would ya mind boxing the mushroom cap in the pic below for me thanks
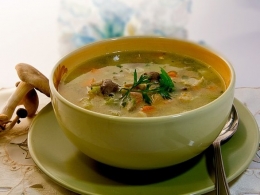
[15,63,50,97]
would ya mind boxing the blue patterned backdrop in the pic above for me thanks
[58,0,192,54]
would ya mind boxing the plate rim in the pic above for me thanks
[27,98,259,195]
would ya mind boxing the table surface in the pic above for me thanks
[0,0,260,194]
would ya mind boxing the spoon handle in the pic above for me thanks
[213,141,231,195]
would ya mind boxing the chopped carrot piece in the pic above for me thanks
[207,85,217,91]
[191,85,200,90]
[91,68,99,73]
[82,78,95,87]
[168,71,177,77]
[141,105,155,112]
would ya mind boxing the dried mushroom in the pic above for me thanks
[0,63,50,132]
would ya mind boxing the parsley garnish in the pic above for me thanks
[121,68,174,105]
[157,68,174,99]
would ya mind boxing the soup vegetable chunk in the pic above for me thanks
[58,51,225,117]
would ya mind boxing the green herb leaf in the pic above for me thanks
[120,68,174,106]
[134,69,138,84]
[159,68,174,91]
[142,91,152,105]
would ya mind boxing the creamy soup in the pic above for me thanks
[58,51,225,117]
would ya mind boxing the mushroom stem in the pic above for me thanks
[3,115,19,132]
[2,108,28,132]
[0,81,33,125]
[18,88,39,117]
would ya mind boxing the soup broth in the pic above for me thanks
[58,51,225,117]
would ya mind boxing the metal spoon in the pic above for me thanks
[213,105,239,195]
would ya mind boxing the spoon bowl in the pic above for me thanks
[213,105,239,194]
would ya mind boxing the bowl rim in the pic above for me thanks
[50,36,235,122]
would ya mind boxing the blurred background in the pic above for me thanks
[0,0,260,88]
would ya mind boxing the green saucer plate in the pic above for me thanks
[28,98,259,195]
